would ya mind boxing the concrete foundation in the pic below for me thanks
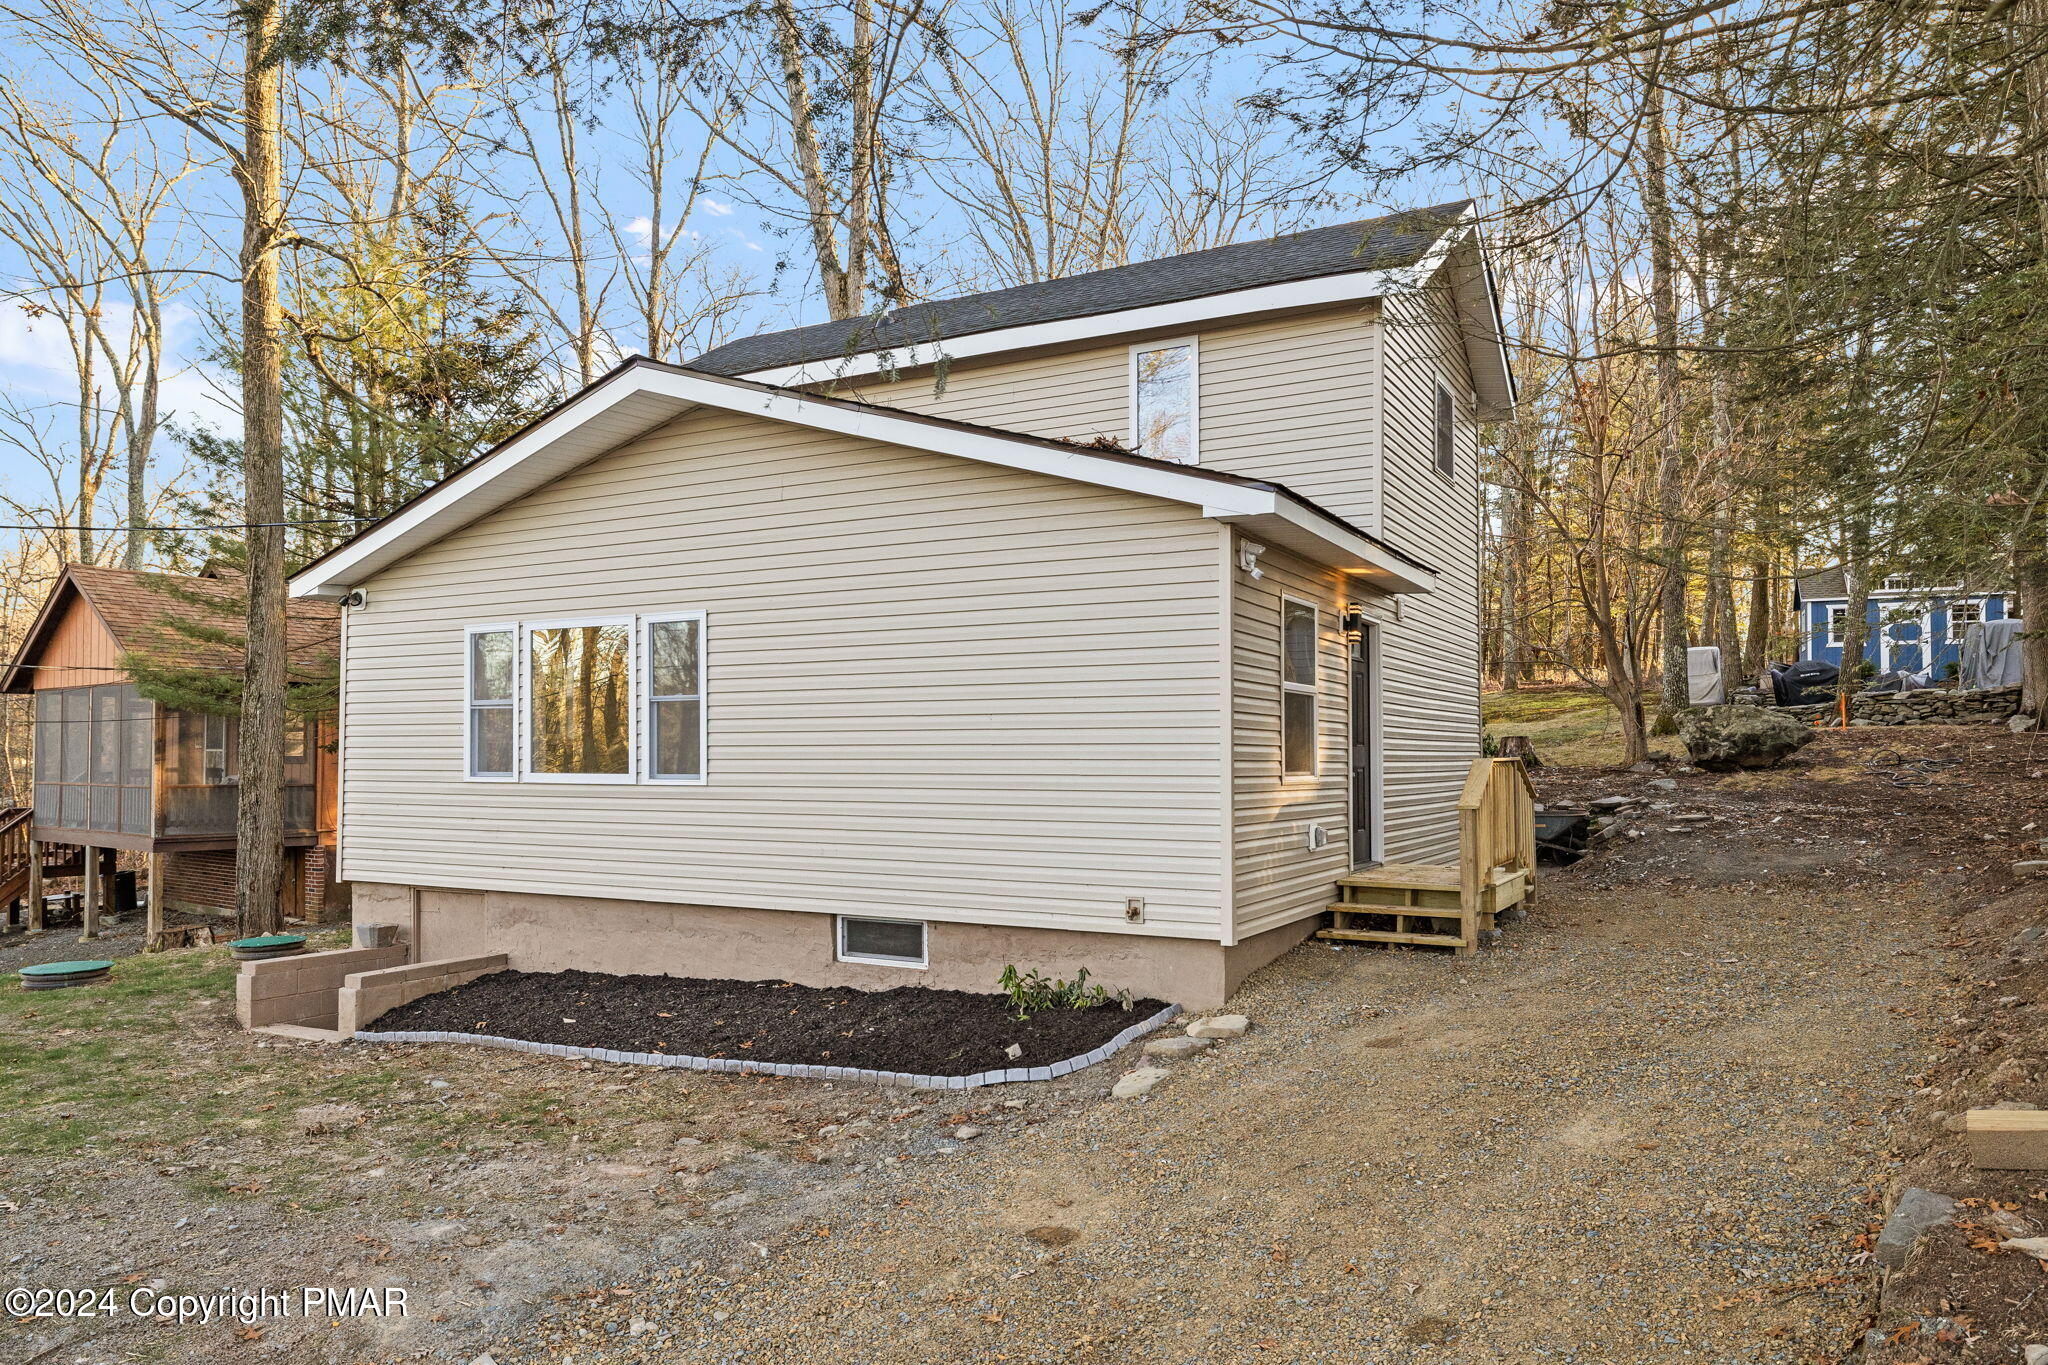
[349,883,1316,1009]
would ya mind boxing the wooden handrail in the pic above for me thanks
[1455,757,1537,903]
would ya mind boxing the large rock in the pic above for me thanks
[1875,1188,1957,1269]
[1676,705,1816,769]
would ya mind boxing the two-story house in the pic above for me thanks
[286,202,1512,1007]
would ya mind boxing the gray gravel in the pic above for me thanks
[490,861,1948,1363]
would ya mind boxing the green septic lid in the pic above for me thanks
[20,960,113,977]
[230,934,307,949]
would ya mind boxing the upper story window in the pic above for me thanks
[1281,598,1318,776]
[1130,339,1198,464]
[1433,382,1456,480]
[466,612,707,784]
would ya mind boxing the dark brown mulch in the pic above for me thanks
[364,969,1168,1076]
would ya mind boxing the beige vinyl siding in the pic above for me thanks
[844,283,1481,871]
[1229,541,1358,939]
[834,304,1384,531]
[1371,280,1484,862]
[339,405,1230,939]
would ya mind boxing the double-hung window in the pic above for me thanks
[466,625,516,779]
[1130,339,1198,464]
[1945,599,1983,641]
[1281,598,1319,777]
[1823,606,1848,649]
[465,612,706,784]
[1433,382,1457,480]
[644,613,705,782]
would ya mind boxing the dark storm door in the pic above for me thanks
[1350,631,1376,866]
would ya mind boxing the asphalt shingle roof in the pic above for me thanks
[687,202,1475,377]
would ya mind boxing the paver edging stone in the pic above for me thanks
[354,1000,1181,1089]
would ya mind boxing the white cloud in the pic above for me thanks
[699,197,734,217]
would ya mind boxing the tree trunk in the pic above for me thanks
[1500,474,1526,691]
[235,0,288,938]
[1838,521,1872,688]
[2017,519,2048,714]
[1741,552,1773,682]
[1642,66,1692,726]
[2015,0,2048,714]
[772,0,858,319]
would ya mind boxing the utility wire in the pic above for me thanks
[0,519,376,532]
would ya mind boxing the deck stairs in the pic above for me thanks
[1316,758,1537,954]
[0,807,82,909]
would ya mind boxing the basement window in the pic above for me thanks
[836,916,928,969]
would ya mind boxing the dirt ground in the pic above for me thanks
[7,724,2048,1364]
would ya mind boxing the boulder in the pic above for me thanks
[1874,1188,1957,1269]
[1676,705,1816,770]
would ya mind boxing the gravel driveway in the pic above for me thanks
[492,781,1952,1364]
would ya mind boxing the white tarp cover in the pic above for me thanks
[1961,618,2026,690]
[1687,645,1725,705]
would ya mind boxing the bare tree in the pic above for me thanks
[0,78,197,567]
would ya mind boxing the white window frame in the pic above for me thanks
[641,610,708,785]
[1128,336,1200,465]
[1280,594,1320,779]
[519,614,640,786]
[835,915,928,969]
[1823,605,1848,648]
[1945,599,1984,641]
[464,622,519,782]
[1433,381,1457,481]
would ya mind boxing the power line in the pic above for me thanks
[0,519,377,533]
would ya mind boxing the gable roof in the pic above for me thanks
[1,564,341,694]
[1794,567,1846,602]
[692,203,1474,374]
[287,357,1439,601]
[689,203,1513,417]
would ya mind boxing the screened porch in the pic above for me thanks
[33,683,317,847]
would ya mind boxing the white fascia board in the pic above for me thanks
[735,268,1416,388]
[1206,493,1437,594]
[288,364,1285,599]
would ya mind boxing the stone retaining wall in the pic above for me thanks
[1783,685,2023,728]
[235,945,407,1030]
[335,954,509,1036]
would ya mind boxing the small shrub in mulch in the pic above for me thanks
[365,969,1169,1077]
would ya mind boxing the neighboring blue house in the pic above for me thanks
[1794,567,2010,675]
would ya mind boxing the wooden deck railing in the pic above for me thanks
[1456,757,1536,908]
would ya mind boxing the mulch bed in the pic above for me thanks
[364,969,1168,1077]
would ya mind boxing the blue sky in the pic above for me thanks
[0,6,1483,548]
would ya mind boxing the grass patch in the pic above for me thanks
[1483,684,1678,769]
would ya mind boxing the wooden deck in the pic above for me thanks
[1314,758,1537,954]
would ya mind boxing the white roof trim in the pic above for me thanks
[736,208,1514,420]
[288,363,1437,600]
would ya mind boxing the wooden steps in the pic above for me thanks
[1314,759,1538,955]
